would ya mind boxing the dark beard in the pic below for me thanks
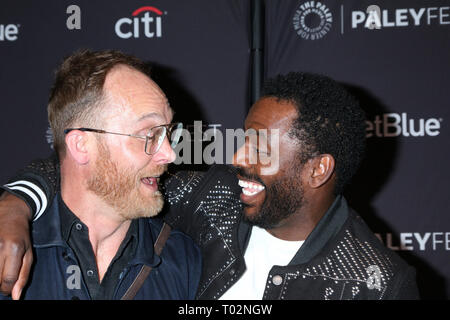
[242,166,305,229]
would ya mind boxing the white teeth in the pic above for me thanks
[238,180,247,188]
[238,179,265,196]
[242,189,257,196]
[238,179,265,190]
[142,177,156,185]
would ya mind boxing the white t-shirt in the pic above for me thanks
[220,226,304,300]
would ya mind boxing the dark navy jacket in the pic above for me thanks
[0,196,202,300]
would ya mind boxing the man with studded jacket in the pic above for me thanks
[0,72,419,299]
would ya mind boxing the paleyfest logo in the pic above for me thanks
[115,6,165,39]
[352,5,450,30]
[293,1,333,40]
[376,232,450,251]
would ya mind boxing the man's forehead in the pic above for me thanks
[104,66,172,123]
[245,97,297,130]
[137,108,173,123]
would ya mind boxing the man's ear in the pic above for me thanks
[308,154,335,189]
[65,130,90,165]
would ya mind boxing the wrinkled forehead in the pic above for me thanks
[102,65,173,126]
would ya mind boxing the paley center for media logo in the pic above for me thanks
[115,6,166,39]
[293,1,333,40]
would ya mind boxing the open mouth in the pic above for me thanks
[141,177,158,185]
[140,176,160,191]
[238,179,265,197]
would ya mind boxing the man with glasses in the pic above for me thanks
[0,49,201,300]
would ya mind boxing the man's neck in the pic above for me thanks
[61,182,131,281]
[265,192,336,241]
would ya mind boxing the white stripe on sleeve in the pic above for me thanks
[5,180,48,221]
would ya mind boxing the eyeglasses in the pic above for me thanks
[64,123,183,155]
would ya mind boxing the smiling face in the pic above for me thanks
[232,97,309,229]
[86,65,175,219]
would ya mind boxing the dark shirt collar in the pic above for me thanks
[57,194,139,245]
[32,193,159,268]
[58,195,80,242]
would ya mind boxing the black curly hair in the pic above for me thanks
[261,72,366,195]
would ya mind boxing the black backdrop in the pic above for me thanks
[0,0,449,299]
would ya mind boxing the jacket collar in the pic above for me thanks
[289,195,348,265]
[238,195,349,265]
[32,194,160,267]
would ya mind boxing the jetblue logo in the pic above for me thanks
[115,6,165,39]
[0,24,19,41]
[366,113,442,138]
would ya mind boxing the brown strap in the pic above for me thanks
[121,222,172,300]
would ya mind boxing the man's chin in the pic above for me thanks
[242,204,285,230]
[242,204,262,225]
[118,193,164,220]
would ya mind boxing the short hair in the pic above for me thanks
[261,72,366,195]
[47,49,151,157]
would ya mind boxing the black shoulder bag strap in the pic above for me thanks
[121,222,172,300]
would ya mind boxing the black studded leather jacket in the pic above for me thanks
[2,157,419,300]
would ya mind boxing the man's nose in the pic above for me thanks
[233,143,252,168]
[152,137,176,164]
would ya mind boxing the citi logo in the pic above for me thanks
[0,24,19,41]
[115,6,165,39]
[366,113,442,138]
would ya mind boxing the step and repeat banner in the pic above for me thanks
[0,0,251,177]
[264,0,449,299]
[1,0,449,299]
